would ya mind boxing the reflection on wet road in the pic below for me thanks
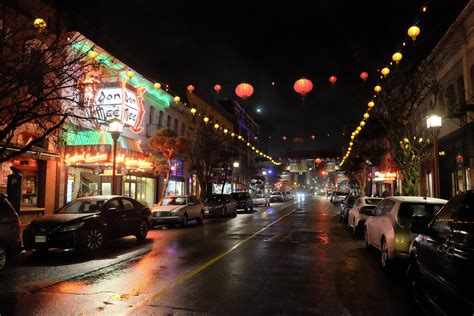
[0,198,416,315]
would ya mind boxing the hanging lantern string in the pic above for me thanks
[340,2,430,167]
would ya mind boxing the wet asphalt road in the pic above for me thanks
[0,197,418,315]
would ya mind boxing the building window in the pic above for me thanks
[149,107,156,124]
[174,118,179,134]
[159,111,164,127]
[445,85,456,113]
[456,75,465,108]
[167,115,171,129]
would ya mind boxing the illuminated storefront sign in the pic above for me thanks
[88,78,146,133]
[374,171,397,182]
[65,152,153,170]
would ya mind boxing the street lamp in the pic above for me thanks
[109,118,124,195]
[427,115,442,197]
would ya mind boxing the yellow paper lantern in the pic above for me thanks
[87,50,98,59]
[33,18,47,31]
[223,128,229,134]
[363,113,370,119]
[381,67,390,77]
[350,135,354,140]
[392,52,402,64]
[237,135,242,140]
[360,121,366,127]
[374,85,382,93]
[349,142,353,146]
[357,126,362,131]
[368,101,375,108]
[174,96,180,103]
[407,25,420,41]
[231,132,235,137]
[214,123,220,129]
[126,70,134,78]
[203,117,209,123]
[153,82,161,89]
[190,108,197,115]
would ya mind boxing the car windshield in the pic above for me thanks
[231,193,247,200]
[365,198,382,205]
[162,197,187,206]
[398,202,444,227]
[57,199,106,214]
[205,195,223,203]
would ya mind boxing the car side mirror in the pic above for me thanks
[410,219,429,234]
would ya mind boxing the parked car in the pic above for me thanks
[340,195,359,223]
[364,196,447,268]
[270,191,285,203]
[331,191,348,204]
[203,194,237,217]
[230,192,253,211]
[23,196,151,254]
[285,191,294,200]
[347,197,383,235]
[407,190,474,315]
[151,195,204,227]
[0,194,22,271]
[252,193,270,207]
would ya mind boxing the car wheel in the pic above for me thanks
[82,228,105,253]
[136,220,149,241]
[406,261,425,307]
[197,211,204,224]
[181,214,188,228]
[380,238,390,269]
[0,245,7,271]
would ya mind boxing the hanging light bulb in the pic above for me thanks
[190,108,197,115]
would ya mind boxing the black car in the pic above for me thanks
[23,196,151,254]
[407,190,474,315]
[340,195,359,223]
[230,192,253,211]
[203,194,237,217]
[0,194,22,271]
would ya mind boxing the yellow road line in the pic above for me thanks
[127,207,297,314]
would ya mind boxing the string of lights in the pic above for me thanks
[339,2,430,167]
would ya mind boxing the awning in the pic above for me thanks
[64,129,152,169]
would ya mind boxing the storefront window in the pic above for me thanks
[166,179,184,196]
[67,167,111,202]
[123,175,155,207]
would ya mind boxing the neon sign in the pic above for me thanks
[374,171,397,182]
[65,152,109,164]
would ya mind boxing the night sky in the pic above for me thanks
[60,0,468,158]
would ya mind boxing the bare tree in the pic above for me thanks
[0,10,93,163]
[374,62,440,195]
[188,122,237,199]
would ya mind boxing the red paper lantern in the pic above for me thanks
[214,84,222,93]
[360,72,368,82]
[282,136,288,141]
[235,82,254,99]
[315,158,322,164]
[311,135,316,140]
[187,84,195,92]
[293,78,313,96]
[329,76,337,85]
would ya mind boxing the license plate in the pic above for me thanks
[35,235,46,243]
[204,210,209,214]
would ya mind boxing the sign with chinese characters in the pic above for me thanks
[88,78,146,133]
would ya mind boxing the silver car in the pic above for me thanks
[151,195,204,227]
[252,193,270,206]
[364,196,447,268]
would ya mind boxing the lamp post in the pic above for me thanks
[109,118,124,195]
[427,115,442,198]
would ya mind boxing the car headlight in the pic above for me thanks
[58,222,85,232]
